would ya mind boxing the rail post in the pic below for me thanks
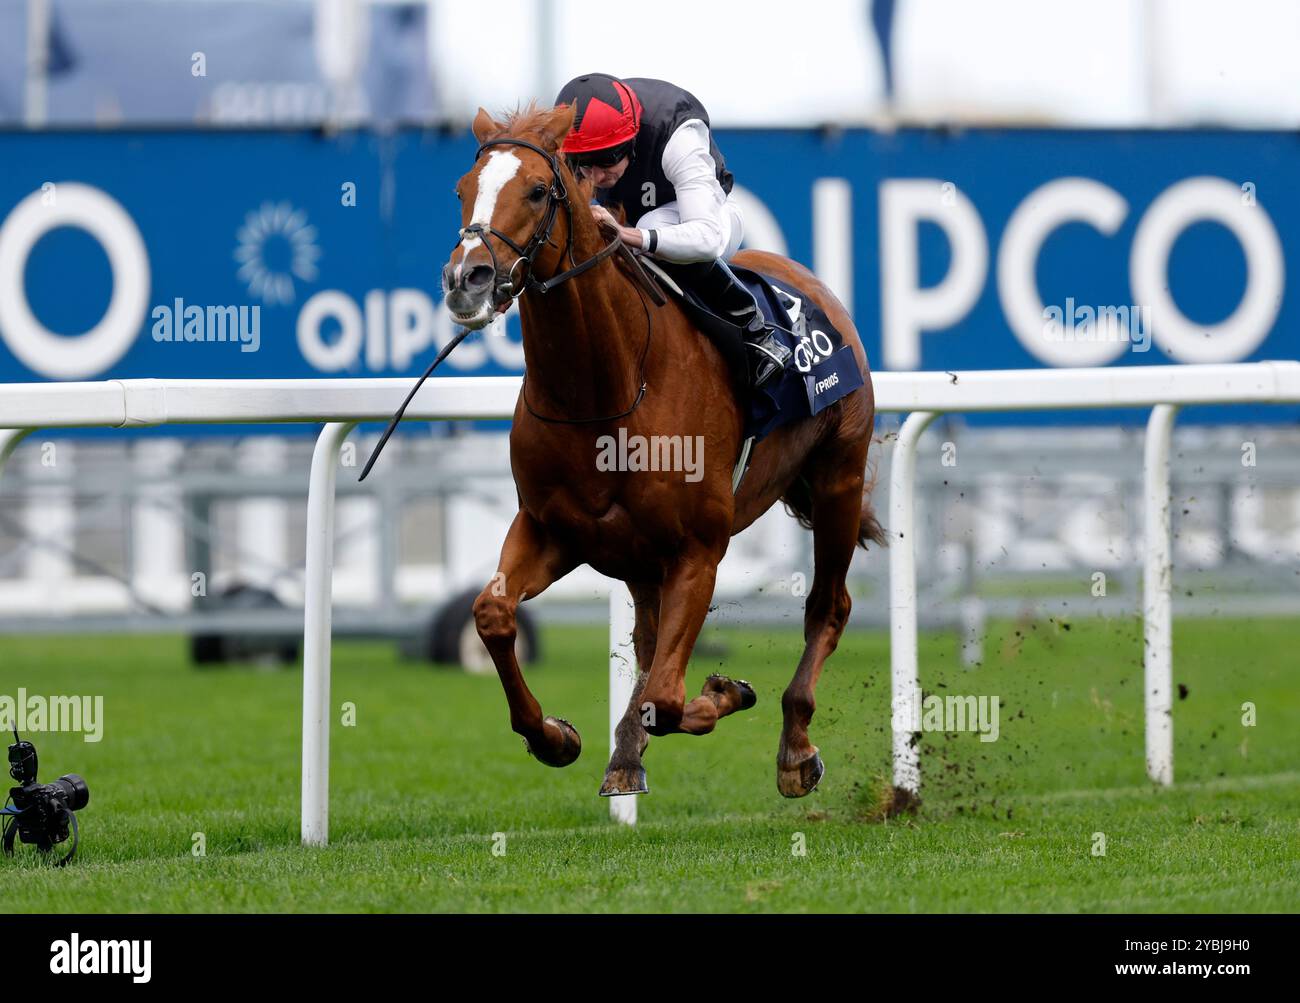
[608,581,638,825]
[302,420,358,846]
[1143,404,1180,786]
[889,410,939,795]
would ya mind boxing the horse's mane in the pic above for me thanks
[484,100,597,205]
[492,100,553,140]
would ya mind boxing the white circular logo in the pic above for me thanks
[0,183,150,380]
[235,201,320,305]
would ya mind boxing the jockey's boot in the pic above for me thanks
[690,259,792,390]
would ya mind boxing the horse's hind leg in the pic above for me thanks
[600,582,658,796]
[777,435,868,797]
[475,510,580,767]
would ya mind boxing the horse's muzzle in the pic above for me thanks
[443,262,503,328]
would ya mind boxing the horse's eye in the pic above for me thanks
[528,184,548,202]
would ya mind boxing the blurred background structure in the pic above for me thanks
[0,0,1297,666]
[9,0,1300,128]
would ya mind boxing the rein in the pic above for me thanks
[520,271,653,425]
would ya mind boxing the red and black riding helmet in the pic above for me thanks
[554,73,642,167]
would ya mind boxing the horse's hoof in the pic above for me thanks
[704,674,757,712]
[525,716,582,768]
[777,748,824,798]
[599,765,648,797]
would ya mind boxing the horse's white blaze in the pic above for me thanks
[460,150,521,260]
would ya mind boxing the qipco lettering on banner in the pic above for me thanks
[0,166,1289,384]
[878,175,1285,370]
[0,183,526,381]
[295,289,524,374]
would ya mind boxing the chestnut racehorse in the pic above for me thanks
[442,102,885,800]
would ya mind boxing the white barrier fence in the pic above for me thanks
[2,362,1298,844]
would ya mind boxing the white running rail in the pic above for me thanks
[1,362,1298,845]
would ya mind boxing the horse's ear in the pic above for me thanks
[472,107,506,144]
[537,103,578,152]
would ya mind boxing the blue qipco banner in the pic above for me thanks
[0,128,1296,424]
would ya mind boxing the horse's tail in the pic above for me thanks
[859,494,888,550]
[780,456,888,551]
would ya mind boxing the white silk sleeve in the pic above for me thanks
[643,119,729,262]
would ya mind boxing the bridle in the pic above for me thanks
[457,137,622,303]
[458,136,654,425]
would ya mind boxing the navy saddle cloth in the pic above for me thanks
[652,261,865,444]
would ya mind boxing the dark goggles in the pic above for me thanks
[566,140,634,172]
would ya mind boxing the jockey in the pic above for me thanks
[554,73,792,390]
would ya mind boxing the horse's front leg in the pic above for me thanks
[475,510,579,766]
[601,582,658,796]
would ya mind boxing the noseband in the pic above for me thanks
[456,137,621,303]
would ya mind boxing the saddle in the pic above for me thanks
[636,255,865,469]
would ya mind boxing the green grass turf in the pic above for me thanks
[0,615,1296,912]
